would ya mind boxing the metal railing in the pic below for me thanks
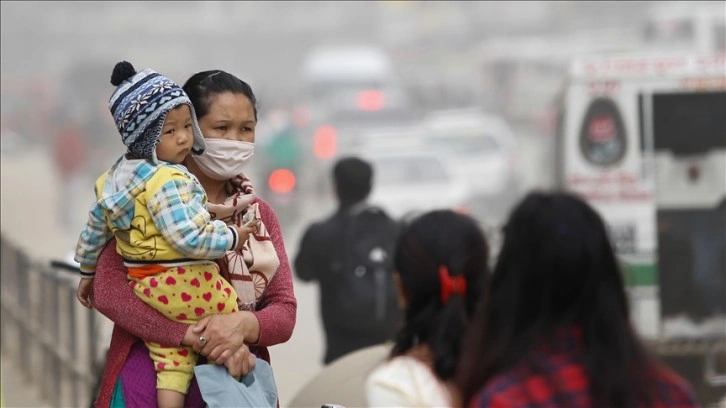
[0,235,103,407]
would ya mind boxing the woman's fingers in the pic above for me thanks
[225,345,256,377]
[214,349,232,364]
[192,316,211,334]
[247,352,256,372]
[207,345,226,363]
[196,313,246,356]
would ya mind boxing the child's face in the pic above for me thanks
[156,104,194,164]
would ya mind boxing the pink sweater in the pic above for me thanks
[93,198,297,407]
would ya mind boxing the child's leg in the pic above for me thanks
[157,389,185,408]
[130,264,239,400]
[147,341,197,407]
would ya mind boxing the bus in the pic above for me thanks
[556,52,726,402]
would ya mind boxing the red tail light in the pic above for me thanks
[268,169,296,194]
[313,124,337,159]
[357,90,385,111]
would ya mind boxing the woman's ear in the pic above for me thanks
[393,271,408,310]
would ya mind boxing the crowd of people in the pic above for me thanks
[72,60,699,408]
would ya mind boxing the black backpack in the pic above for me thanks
[328,205,401,335]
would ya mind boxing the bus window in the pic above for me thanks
[652,91,726,156]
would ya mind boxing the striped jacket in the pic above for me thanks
[74,156,238,277]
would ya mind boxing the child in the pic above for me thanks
[365,210,490,407]
[74,61,257,408]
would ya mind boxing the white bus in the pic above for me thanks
[556,52,726,400]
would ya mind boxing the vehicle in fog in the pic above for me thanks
[556,51,726,403]
[642,1,726,54]
[253,109,306,229]
[297,86,418,199]
[350,132,473,221]
[297,43,415,166]
[301,45,398,100]
[421,108,523,220]
[476,29,639,136]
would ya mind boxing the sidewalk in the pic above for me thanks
[1,353,49,408]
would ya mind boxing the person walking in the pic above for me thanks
[295,157,401,364]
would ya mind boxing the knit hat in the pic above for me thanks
[107,61,205,163]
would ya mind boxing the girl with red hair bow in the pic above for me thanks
[365,210,490,407]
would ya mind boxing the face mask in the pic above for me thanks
[190,139,254,181]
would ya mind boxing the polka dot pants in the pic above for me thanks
[128,263,238,393]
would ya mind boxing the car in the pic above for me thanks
[421,108,524,222]
[353,141,474,221]
[301,44,398,99]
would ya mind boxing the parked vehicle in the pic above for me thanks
[349,132,474,221]
[556,51,726,404]
[421,108,524,222]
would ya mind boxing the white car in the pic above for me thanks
[301,44,398,95]
[357,145,473,221]
[421,108,524,223]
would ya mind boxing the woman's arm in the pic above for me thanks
[93,238,190,346]
[250,198,297,346]
[192,199,297,361]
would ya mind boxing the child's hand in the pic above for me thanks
[76,277,94,309]
[233,220,260,250]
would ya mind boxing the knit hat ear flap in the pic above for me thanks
[187,103,206,156]
[107,61,205,163]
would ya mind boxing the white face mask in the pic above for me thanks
[190,139,255,181]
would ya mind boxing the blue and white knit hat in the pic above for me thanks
[107,61,205,163]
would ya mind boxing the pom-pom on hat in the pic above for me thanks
[107,61,205,163]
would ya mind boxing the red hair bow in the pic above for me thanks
[439,265,467,304]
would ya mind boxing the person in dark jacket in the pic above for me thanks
[295,157,400,364]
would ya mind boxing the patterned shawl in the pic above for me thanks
[206,175,280,311]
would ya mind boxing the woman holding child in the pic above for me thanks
[89,66,297,407]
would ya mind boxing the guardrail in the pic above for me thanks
[0,235,104,407]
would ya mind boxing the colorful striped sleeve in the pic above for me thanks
[74,201,114,277]
[146,169,236,260]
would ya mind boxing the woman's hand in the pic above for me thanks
[192,311,260,363]
[224,343,256,378]
[181,325,199,347]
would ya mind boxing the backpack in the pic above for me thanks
[329,205,401,335]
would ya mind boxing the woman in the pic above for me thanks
[365,210,490,407]
[92,70,297,407]
[457,192,697,408]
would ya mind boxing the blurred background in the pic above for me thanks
[1,1,724,406]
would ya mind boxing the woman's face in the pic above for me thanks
[197,92,256,143]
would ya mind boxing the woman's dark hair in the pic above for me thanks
[392,210,489,380]
[457,191,659,407]
[182,70,258,121]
